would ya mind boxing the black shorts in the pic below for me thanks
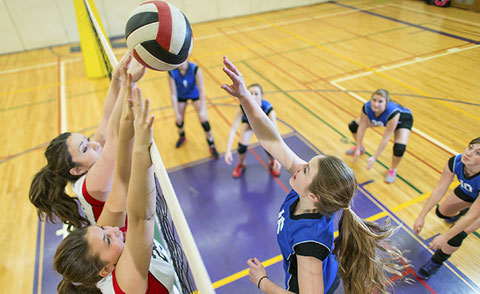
[395,112,413,130]
[178,97,199,103]
[454,186,476,203]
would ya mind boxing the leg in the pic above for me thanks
[175,102,188,148]
[418,191,473,279]
[192,99,218,158]
[232,125,253,178]
[391,128,411,170]
[346,118,366,155]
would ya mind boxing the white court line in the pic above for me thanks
[332,44,480,83]
[195,3,388,41]
[389,3,480,28]
[0,57,81,76]
[330,81,457,155]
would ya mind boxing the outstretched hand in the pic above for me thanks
[132,87,154,149]
[221,56,251,99]
[119,70,134,140]
[247,258,268,288]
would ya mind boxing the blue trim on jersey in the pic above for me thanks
[169,62,199,100]
[364,101,411,127]
[241,99,273,124]
[452,154,480,200]
[276,189,338,293]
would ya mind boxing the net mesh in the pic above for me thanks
[155,174,196,294]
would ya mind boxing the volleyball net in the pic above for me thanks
[77,0,215,293]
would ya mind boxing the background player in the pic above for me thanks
[346,89,413,183]
[414,137,480,279]
[225,83,281,178]
[168,59,219,158]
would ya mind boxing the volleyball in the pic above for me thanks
[125,1,193,71]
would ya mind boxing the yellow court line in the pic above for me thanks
[252,14,480,122]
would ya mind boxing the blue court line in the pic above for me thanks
[358,184,480,293]
[331,1,480,44]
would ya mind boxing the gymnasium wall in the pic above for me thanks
[1,0,327,55]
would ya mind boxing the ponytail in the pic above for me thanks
[334,208,408,294]
[28,132,90,231]
[57,278,101,294]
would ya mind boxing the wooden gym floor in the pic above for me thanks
[0,0,479,293]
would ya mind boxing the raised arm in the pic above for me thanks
[366,113,399,169]
[85,63,132,201]
[413,161,455,234]
[221,57,304,175]
[115,88,156,293]
[92,52,145,145]
[96,75,135,228]
[225,108,244,165]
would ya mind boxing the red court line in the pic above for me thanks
[219,25,443,174]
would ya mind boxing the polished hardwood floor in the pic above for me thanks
[0,0,479,292]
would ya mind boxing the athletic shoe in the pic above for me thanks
[232,163,245,178]
[209,146,219,159]
[269,159,281,177]
[444,207,470,223]
[345,146,366,156]
[175,136,186,148]
[385,169,397,184]
[417,259,442,280]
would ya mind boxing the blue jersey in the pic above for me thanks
[168,62,199,100]
[450,154,480,200]
[241,99,273,124]
[276,190,338,293]
[363,101,411,127]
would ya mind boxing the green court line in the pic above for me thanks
[242,60,423,194]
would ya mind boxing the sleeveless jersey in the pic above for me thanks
[276,189,338,293]
[168,62,199,100]
[71,175,105,225]
[363,101,411,127]
[97,239,175,294]
[449,154,480,200]
[241,99,273,124]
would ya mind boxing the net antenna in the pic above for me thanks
[82,1,215,292]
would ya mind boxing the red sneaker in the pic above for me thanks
[232,163,245,178]
[269,159,281,177]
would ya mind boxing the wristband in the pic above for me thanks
[257,275,268,289]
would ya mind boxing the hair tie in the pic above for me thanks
[343,206,350,211]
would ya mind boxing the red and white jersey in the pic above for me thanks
[71,175,105,225]
[96,239,176,293]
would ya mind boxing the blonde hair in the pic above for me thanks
[308,156,408,293]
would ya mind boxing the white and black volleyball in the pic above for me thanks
[125,1,193,71]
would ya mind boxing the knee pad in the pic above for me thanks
[348,121,359,133]
[201,121,211,132]
[447,231,468,247]
[176,121,184,128]
[237,143,248,154]
[393,143,406,157]
[435,206,450,219]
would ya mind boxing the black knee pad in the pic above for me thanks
[201,121,211,132]
[237,143,248,154]
[435,206,450,219]
[393,143,406,157]
[176,121,184,128]
[348,121,359,133]
[447,231,468,247]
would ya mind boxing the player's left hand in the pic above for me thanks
[429,234,448,250]
[366,156,375,170]
[247,258,268,287]
[128,57,146,83]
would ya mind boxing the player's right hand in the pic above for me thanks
[225,151,233,165]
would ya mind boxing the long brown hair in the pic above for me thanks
[309,156,407,293]
[29,132,90,231]
[470,137,480,145]
[54,226,105,294]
